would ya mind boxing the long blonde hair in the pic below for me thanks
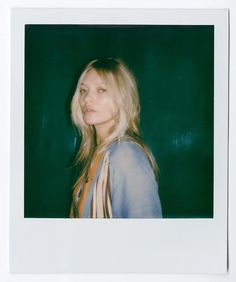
[71,58,158,187]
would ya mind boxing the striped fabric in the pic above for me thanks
[90,152,112,218]
[70,151,112,218]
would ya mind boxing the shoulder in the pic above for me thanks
[108,140,144,160]
[107,140,153,173]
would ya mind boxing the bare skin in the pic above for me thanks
[77,151,103,217]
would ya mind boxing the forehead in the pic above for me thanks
[80,69,106,86]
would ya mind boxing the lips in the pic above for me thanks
[84,107,96,114]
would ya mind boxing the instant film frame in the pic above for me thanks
[25,23,214,219]
[10,8,228,273]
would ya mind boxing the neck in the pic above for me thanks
[95,121,114,146]
[96,131,107,146]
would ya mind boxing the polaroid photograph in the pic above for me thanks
[10,8,228,273]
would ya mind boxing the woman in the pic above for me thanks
[70,57,162,218]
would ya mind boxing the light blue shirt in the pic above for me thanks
[82,140,162,218]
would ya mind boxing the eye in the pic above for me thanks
[97,87,106,94]
[79,88,87,95]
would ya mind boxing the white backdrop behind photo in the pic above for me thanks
[10,7,228,274]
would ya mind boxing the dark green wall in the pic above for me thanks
[24,25,214,218]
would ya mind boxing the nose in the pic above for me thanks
[83,90,94,103]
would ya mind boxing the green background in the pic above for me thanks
[24,25,214,218]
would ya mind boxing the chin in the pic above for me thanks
[84,120,95,125]
[84,117,101,125]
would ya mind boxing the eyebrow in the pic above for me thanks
[79,83,88,88]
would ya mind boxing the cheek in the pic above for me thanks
[79,96,84,107]
[103,99,117,117]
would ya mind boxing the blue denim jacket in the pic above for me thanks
[82,140,162,218]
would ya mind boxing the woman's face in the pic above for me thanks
[79,69,118,137]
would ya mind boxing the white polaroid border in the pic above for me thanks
[10,8,229,274]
